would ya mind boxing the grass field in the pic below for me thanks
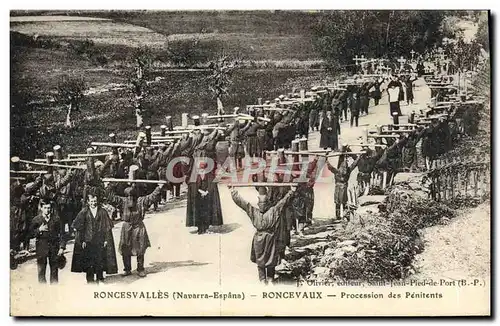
[10,11,320,61]
[11,50,328,159]
[10,11,329,159]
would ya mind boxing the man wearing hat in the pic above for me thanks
[30,198,66,284]
[105,179,165,277]
[229,184,297,284]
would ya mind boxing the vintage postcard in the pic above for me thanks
[9,9,491,316]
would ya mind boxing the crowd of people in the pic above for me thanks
[10,56,480,285]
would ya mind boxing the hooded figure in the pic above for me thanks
[230,185,296,284]
[356,145,383,195]
[71,188,118,283]
[326,147,362,220]
[105,182,163,277]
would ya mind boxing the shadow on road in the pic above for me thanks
[209,223,241,234]
[188,223,241,235]
[105,260,209,284]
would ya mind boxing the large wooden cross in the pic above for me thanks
[353,55,366,66]
[397,56,406,70]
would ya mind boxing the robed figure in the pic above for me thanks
[71,190,118,283]
[230,186,296,284]
[319,110,340,150]
[186,163,223,234]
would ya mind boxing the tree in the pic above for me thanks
[56,75,86,128]
[129,47,153,128]
[446,37,482,92]
[311,11,447,72]
[207,54,239,115]
[475,12,490,51]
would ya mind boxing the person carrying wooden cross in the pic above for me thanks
[229,184,297,285]
[356,143,383,196]
[104,170,165,278]
[401,126,426,172]
[325,146,363,221]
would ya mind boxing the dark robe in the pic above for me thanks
[359,87,370,113]
[319,115,340,150]
[405,76,416,102]
[370,81,382,101]
[231,189,295,267]
[244,122,263,157]
[71,206,118,274]
[398,81,405,101]
[186,171,223,228]
[421,125,438,160]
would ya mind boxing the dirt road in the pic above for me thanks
[10,77,431,311]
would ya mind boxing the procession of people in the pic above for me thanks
[10,51,480,286]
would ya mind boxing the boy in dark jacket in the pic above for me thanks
[30,198,66,284]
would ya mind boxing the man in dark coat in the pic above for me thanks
[359,83,370,115]
[370,78,383,106]
[319,110,340,150]
[404,73,418,105]
[71,188,118,283]
[309,106,319,132]
[30,198,66,284]
[105,181,164,277]
[230,185,296,284]
[339,92,349,122]
[350,92,361,127]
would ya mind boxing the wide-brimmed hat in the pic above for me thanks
[57,254,67,270]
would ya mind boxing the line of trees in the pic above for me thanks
[311,10,448,72]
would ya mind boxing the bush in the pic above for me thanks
[70,38,96,57]
[475,12,490,50]
[330,187,455,280]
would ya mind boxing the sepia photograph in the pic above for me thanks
[8,7,491,316]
